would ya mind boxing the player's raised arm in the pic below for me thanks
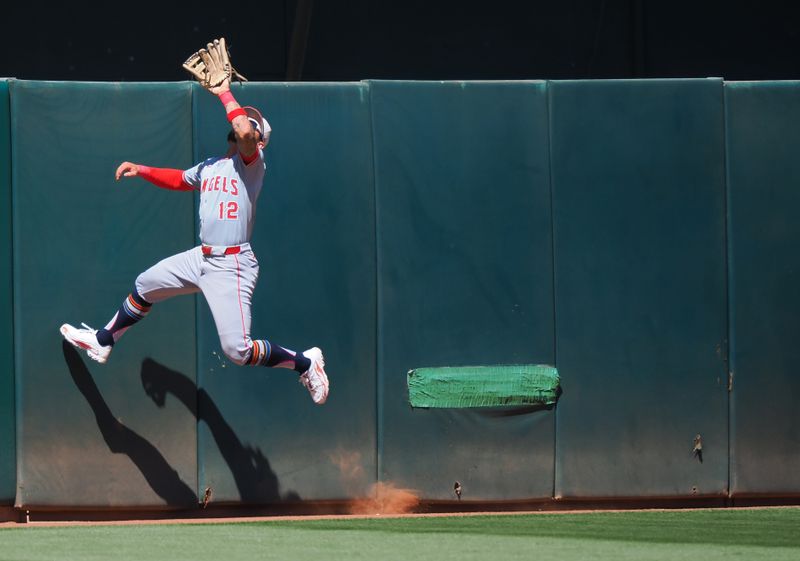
[217,89,260,160]
[189,38,260,160]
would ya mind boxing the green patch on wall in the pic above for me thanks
[407,364,560,408]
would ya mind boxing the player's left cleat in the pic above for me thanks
[60,323,113,364]
[299,347,329,405]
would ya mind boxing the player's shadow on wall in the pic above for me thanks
[140,358,300,504]
[62,341,197,506]
[63,342,299,506]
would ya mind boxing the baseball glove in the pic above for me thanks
[182,37,248,89]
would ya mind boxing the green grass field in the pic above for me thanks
[2,507,799,561]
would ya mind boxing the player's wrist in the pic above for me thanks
[218,90,247,123]
[218,90,236,106]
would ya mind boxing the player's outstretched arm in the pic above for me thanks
[115,162,194,191]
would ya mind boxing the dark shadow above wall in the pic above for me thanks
[3,1,800,82]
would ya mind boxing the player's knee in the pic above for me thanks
[220,338,250,366]
[134,274,152,299]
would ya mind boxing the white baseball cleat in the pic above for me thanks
[60,323,112,364]
[299,347,329,405]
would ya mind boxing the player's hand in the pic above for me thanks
[208,79,231,97]
[115,162,140,180]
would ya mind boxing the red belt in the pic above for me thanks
[202,245,241,256]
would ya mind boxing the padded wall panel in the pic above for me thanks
[372,80,555,500]
[725,81,800,495]
[550,79,729,498]
[12,81,197,506]
[0,80,14,504]
[193,83,377,503]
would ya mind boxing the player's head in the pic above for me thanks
[226,106,271,149]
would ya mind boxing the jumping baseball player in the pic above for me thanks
[60,39,329,405]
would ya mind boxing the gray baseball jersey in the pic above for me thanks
[183,149,266,246]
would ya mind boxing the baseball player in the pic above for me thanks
[59,49,329,405]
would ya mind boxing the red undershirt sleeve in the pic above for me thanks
[137,166,195,191]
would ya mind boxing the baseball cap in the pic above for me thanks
[243,106,271,147]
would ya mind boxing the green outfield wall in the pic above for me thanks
[370,80,556,500]
[0,78,797,510]
[10,81,198,507]
[550,79,729,498]
[192,83,377,505]
[725,82,800,495]
[0,80,15,504]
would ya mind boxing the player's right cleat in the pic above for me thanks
[60,323,113,364]
[299,347,329,405]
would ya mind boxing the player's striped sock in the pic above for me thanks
[96,291,152,347]
[248,340,311,373]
